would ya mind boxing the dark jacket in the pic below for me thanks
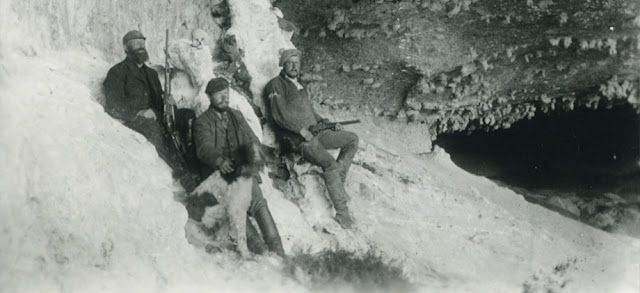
[264,71,323,134]
[103,57,164,122]
[193,107,259,177]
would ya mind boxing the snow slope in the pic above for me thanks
[1,0,639,292]
[0,47,307,293]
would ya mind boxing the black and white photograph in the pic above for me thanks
[1,0,639,292]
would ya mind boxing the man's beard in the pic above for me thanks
[212,103,228,112]
[128,48,149,64]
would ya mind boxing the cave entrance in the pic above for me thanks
[435,103,640,200]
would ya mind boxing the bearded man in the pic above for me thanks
[194,77,285,256]
[103,30,189,179]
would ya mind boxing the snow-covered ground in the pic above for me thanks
[1,0,639,292]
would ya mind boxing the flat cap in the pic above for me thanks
[122,30,146,45]
[205,77,229,94]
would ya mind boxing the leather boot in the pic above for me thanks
[245,215,268,255]
[253,206,286,257]
[322,169,354,229]
[336,160,349,183]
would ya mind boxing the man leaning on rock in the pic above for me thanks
[264,49,359,229]
[103,30,195,189]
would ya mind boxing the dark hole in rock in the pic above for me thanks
[436,103,639,193]
[435,103,640,235]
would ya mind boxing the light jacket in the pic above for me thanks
[264,71,323,135]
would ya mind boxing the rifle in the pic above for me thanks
[163,29,186,157]
[309,119,361,135]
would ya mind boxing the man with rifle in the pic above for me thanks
[264,49,360,229]
[103,30,197,190]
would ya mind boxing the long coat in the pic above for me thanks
[103,57,175,168]
[103,57,164,122]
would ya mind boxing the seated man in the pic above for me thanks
[193,77,285,257]
[264,49,359,229]
[103,30,197,190]
[104,30,168,160]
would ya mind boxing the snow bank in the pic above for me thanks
[0,47,306,292]
[227,0,295,110]
[2,0,222,64]
[226,0,297,147]
[0,0,302,292]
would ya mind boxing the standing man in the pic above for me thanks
[194,77,285,257]
[264,49,359,229]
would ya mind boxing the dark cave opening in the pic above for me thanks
[435,103,640,197]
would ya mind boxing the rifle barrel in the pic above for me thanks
[333,119,360,125]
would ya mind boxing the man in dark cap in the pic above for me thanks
[194,77,285,257]
[103,30,197,189]
[103,31,168,159]
[264,49,359,229]
[104,30,162,123]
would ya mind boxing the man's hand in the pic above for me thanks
[219,159,235,174]
[136,109,157,120]
[300,128,314,141]
[333,123,343,131]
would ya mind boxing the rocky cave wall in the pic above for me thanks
[278,0,640,139]
[273,0,640,237]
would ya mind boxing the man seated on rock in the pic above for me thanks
[103,30,196,190]
[193,77,285,256]
[264,49,359,229]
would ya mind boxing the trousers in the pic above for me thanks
[299,129,359,177]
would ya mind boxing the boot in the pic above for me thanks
[245,215,268,255]
[253,205,286,257]
[336,160,349,183]
[322,169,354,229]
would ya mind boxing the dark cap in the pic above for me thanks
[122,30,146,45]
[205,77,229,94]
